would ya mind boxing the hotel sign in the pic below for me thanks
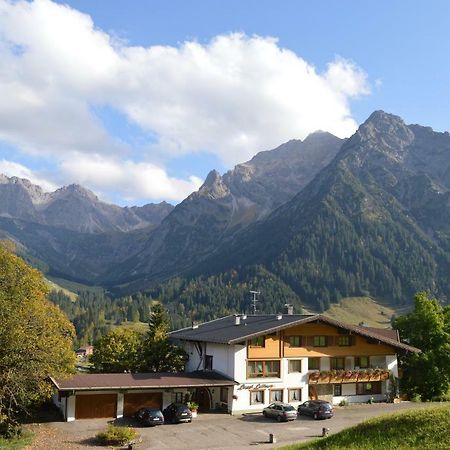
[237,383,275,390]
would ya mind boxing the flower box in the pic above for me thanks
[318,371,331,383]
[309,371,320,383]
[330,370,345,383]
[343,370,358,383]
[357,370,371,382]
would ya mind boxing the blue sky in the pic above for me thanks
[0,0,449,205]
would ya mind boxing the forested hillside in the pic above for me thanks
[181,111,450,310]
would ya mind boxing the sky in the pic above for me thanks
[0,0,449,206]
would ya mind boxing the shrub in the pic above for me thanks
[96,424,138,446]
[339,399,349,407]
[410,393,422,402]
[187,401,199,411]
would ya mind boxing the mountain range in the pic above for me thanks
[2,111,450,314]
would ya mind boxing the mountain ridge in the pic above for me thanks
[0,174,174,233]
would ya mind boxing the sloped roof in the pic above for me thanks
[51,370,236,391]
[169,314,419,353]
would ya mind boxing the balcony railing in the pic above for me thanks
[309,369,390,384]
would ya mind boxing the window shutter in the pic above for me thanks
[307,336,315,346]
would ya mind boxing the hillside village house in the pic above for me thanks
[51,308,419,421]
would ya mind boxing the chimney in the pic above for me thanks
[234,315,241,326]
[192,321,199,329]
[276,313,283,321]
[284,304,294,315]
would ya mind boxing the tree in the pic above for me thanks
[0,246,75,435]
[142,302,187,372]
[91,328,143,373]
[393,292,450,400]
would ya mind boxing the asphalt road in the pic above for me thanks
[26,401,439,450]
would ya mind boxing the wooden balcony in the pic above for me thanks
[308,369,390,384]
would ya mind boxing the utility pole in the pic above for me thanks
[250,290,260,315]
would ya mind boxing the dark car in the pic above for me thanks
[135,407,164,426]
[263,402,298,422]
[297,400,334,420]
[163,403,192,424]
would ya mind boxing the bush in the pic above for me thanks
[339,399,349,407]
[410,393,422,402]
[187,401,199,411]
[96,424,138,446]
[431,393,450,402]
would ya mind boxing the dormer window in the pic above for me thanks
[249,336,265,347]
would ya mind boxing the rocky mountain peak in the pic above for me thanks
[53,183,99,202]
[360,110,414,143]
[198,170,230,199]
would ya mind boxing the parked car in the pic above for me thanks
[297,400,334,420]
[135,407,164,426]
[163,403,193,423]
[262,402,298,422]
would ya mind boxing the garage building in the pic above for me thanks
[51,371,236,421]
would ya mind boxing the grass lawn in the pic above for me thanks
[281,404,450,450]
[323,297,396,327]
[0,432,34,450]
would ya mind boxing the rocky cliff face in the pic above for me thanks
[103,132,344,286]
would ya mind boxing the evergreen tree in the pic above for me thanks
[142,302,187,372]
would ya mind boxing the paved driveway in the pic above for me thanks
[26,402,438,450]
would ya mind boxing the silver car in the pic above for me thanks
[263,402,298,422]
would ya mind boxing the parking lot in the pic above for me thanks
[26,402,438,449]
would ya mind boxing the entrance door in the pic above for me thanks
[194,387,212,411]
[308,385,318,400]
[75,394,117,419]
[123,392,163,416]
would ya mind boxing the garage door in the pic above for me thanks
[123,392,163,417]
[75,393,117,419]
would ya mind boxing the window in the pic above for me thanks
[247,360,280,378]
[308,358,320,370]
[288,359,302,373]
[356,382,381,395]
[249,336,265,347]
[337,335,352,346]
[289,336,302,347]
[333,384,342,396]
[174,392,184,403]
[220,387,228,404]
[205,355,213,371]
[313,336,327,347]
[331,357,345,370]
[288,388,301,402]
[355,356,370,368]
[250,390,264,405]
[270,389,283,402]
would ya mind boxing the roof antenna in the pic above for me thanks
[250,290,260,315]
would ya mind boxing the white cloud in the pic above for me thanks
[0,159,57,191]
[0,0,371,203]
[59,154,202,202]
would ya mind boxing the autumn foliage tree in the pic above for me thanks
[0,244,75,435]
[90,328,143,373]
[91,303,187,373]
